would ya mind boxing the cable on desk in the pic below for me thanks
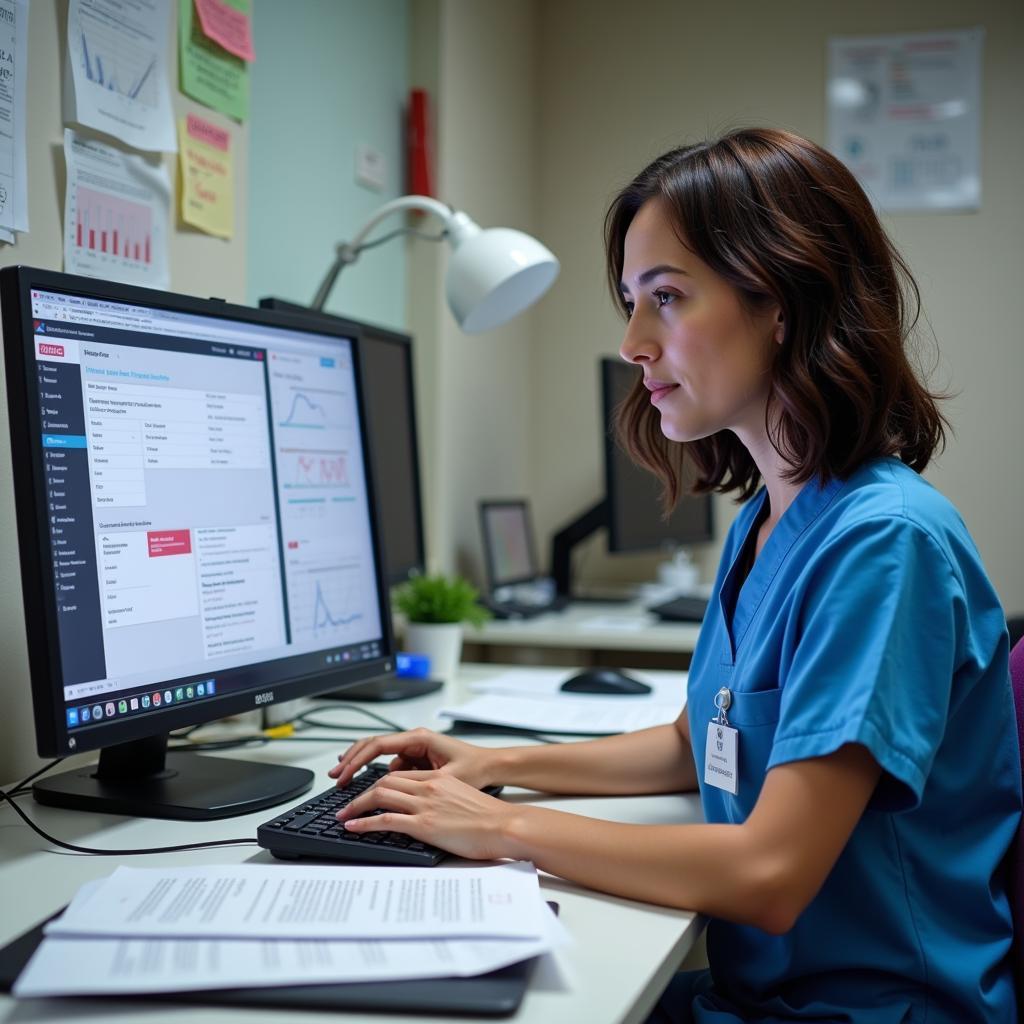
[0,759,259,856]
[294,703,405,734]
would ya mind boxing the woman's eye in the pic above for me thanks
[654,290,675,308]
[623,301,635,319]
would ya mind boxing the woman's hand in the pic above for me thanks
[328,727,496,790]
[336,771,514,861]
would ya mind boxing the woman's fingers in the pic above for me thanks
[328,730,433,784]
[337,773,426,824]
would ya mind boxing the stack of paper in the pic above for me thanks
[436,668,685,735]
[14,861,568,998]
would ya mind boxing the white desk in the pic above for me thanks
[463,601,703,671]
[0,664,703,1024]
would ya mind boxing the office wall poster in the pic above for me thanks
[64,0,177,153]
[827,28,983,212]
[63,129,171,289]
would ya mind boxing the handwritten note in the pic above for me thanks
[179,0,249,120]
[178,113,233,238]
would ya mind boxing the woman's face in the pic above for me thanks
[619,198,781,445]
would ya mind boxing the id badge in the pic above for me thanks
[704,687,739,795]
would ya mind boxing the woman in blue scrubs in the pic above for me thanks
[330,128,1020,1023]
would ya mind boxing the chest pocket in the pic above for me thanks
[726,686,783,728]
[720,687,784,811]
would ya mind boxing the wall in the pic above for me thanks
[530,0,1024,613]
[407,0,543,582]
[246,0,409,330]
[0,0,251,783]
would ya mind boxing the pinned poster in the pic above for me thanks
[64,0,177,153]
[0,0,30,243]
[179,0,249,121]
[63,129,171,290]
[178,113,234,238]
[827,28,983,211]
[193,0,255,62]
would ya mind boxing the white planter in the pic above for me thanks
[403,622,464,683]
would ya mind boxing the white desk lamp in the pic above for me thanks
[310,194,559,332]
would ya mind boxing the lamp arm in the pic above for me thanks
[311,195,457,311]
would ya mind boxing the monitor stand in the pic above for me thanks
[321,676,444,702]
[32,734,314,821]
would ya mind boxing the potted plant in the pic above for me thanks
[394,574,491,682]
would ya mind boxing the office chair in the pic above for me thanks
[1008,635,1024,997]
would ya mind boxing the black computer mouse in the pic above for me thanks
[559,668,652,695]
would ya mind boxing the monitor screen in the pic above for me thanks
[1,267,397,817]
[479,500,538,589]
[601,358,713,553]
[259,298,425,584]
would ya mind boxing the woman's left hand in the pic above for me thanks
[336,771,514,861]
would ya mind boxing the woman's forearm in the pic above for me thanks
[484,719,698,795]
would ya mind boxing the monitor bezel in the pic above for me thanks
[478,498,539,589]
[258,298,427,585]
[600,357,714,554]
[1,265,398,758]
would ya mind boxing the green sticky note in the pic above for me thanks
[179,0,250,121]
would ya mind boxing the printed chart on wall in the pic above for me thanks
[827,28,983,212]
[64,0,176,153]
[63,128,171,289]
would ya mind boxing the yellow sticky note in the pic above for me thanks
[178,114,234,238]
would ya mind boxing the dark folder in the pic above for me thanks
[0,903,558,1017]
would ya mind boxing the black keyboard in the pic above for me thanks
[647,594,709,622]
[257,763,502,866]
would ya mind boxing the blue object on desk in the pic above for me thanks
[396,652,431,678]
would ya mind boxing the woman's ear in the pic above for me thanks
[774,311,785,345]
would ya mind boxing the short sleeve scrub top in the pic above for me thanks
[684,458,1020,1024]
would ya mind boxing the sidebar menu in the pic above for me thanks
[37,356,106,687]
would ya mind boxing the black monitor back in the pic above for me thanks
[259,298,426,585]
[600,358,713,553]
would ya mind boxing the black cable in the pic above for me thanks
[169,734,366,753]
[296,703,405,733]
[0,766,258,856]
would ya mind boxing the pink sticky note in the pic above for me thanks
[193,0,255,62]
[186,114,230,152]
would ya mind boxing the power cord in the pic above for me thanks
[0,761,257,856]
[0,722,380,857]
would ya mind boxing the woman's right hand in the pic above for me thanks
[327,728,496,790]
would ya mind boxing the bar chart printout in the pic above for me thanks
[75,187,152,264]
[63,129,171,289]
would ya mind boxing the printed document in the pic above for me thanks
[439,693,679,735]
[0,0,28,240]
[64,0,176,152]
[469,667,686,706]
[16,892,567,997]
[63,128,171,289]
[45,861,547,942]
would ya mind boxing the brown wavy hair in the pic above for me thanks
[605,127,947,506]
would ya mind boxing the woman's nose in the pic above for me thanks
[620,311,656,364]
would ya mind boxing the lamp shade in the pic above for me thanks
[313,196,559,331]
[443,216,560,333]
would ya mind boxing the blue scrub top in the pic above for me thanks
[686,458,1020,1024]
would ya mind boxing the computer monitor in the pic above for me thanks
[601,358,713,552]
[258,298,426,585]
[479,499,539,590]
[550,358,713,597]
[1,266,397,820]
